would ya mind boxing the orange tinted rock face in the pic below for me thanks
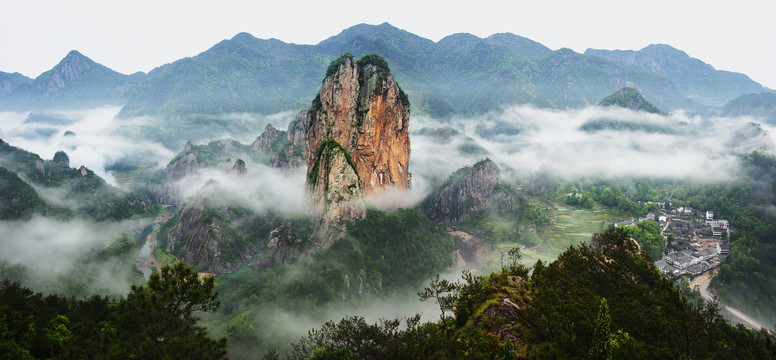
[305,54,411,196]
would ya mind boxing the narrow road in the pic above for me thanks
[660,217,671,237]
[690,271,768,330]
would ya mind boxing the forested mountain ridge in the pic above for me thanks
[720,92,776,125]
[115,23,772,118]
[0,71,32,97]
[586,44,771,107]
[289,228,776,359]
[0,138,159,221]
[3,23,769,118]
[0,51,144,110]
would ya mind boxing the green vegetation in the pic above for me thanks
[458,184,551,247]
[356,54,390,73]
[0,232,146,299]
[0,167,45,219]
[621,220,666,261]
[307,139,358,189]
[326,53,355,79]
[0,139,160,222]
[0,262,225,359]
[598,87,666,114]
[579,117,676,134]
[544,153,776,323]
[289,228,776,359]
[209,208,452,357]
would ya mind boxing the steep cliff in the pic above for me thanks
[150,139,253,205]
[423,159,502,226]
[269,111,306,169]
[164,201,259,273]
[305,53,411,197]
[307,139,366,229]
[251,124,285,156]
[251,221,316,270]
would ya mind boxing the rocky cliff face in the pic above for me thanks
[307,139,366,229]
[165,201,259,273]
[423,159,501,226]
[151,139,254,205]
[251,222,315,270]
[0,71,32,97]
[269,111,306,169]
[251,124,284,156]
[305,54,411,197]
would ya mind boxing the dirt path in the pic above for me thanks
[690,271,767,330]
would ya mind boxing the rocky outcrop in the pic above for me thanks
[151,139,255,205]
[52,151,70,168]
[167,202,259,273]
[307,139,366,230]
[305,53,411,197]
[269,111,306,169]
[251,124,284,156]
[232,159,246,175]
[251,222,315,270]
[598,87,665,114]
[152,141,201,205]
[423,159,501,226]
[590,230,643,257]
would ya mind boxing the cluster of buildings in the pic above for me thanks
[615,204,731,279]
[656,244,729,277]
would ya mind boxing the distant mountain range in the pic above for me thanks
[0,23,773,118]
[0,51,144,110]
[720,92,776,125]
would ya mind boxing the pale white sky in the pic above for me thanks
[1,0,774,89]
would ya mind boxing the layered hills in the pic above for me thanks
[2,23,771,120]
[720,92,776,125]
[0,51,143,110]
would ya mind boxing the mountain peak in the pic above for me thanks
[485,33,552,57]
[599,87,665,114]
[437,33,481,51]
[50,50,96,84]
[66,49,86,58]
[305,53,411,232]
[230,32,256,42]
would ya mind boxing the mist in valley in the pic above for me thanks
[3,103,776,358]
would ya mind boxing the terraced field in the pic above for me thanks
[480,203,620,270]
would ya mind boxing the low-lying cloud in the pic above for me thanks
[0,215,151,294]
[0,107,299,188]
[0,107,175,185]
[170,160,308,215]
[410,105,776,185]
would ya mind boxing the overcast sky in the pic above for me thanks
[2,0,775,89]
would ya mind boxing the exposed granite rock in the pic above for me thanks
[305,53,411,196]
[307,139,366,237]
[232,159,246,175]
[151,139,253,205]
[52,151,70,168]
[35,159,45,175]
[167,201,259,273]
[251,123,284,155]
[269,111,306,169]
[590,230,643,257]
[423,159,501,226]
[251,222,315,270]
